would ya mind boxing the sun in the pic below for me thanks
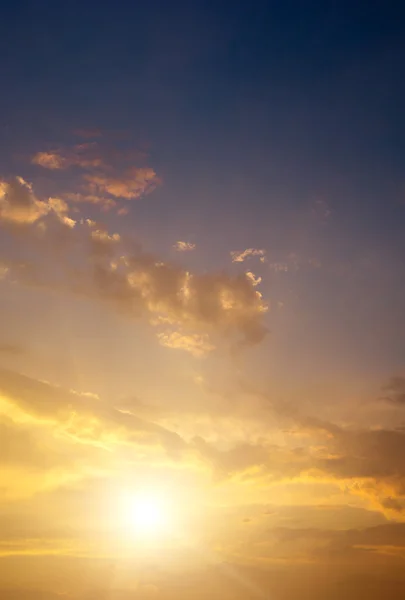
[133,495,165,532]
[121,491,169,537]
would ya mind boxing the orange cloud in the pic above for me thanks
[231,248,266,263]
[157,331,215,356]
[32,144,104,170]
[245,271,262,287]
[0,177,49,224]
[84,167,159,200]
[30,140,160,216]
[0,177,75,228]
[64,192,117,212]
[0,176,268,349]
[173,241,196,252]
[31,152,68,170]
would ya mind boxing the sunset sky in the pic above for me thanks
[1,2,405,599]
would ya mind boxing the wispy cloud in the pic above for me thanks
[157,331,214,356]
[32,143,104,170]
[31,139,160,212]
[84,166,159,199]
[231,248,266,263]
[173,241,196,252]
[245,271,262,286]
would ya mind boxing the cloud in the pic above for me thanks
[0,176,269,351]
[268,262,289,273]
[64,193,117,211]
[0,177,49,225]
[266,254,321,274]
[194,381,405,514]
[31,152,68,170]
[0,368,187,459]
[0,416,66,470]
[267,522,405,562]
[192,436,298,480]
[286,424,405,515]
[31,140,160,211]
[315,427,405,482]
[173,241,196,252]
[157,331,215,357]
[231,248,266,263]
[87,262,268,348]
[84,167,159,200]
[32,144,104,170]
[88,225,121,257]
[0,177,75,228]
[46,198,76,228]
[380,496,405,512]
[245,272,261,287]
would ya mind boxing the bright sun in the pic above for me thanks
[122,492,169,537]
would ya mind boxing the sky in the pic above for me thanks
[1,1,405,599]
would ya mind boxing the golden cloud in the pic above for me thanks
[0,178,76,228]
[0,177,268,351]
[84,167,159,200]
[0,367,187,457]
[0,177,49,224]
[231,248,266,263]
[173,241,196,252]
[31,141,160,212]
[245,271,262,287]
[157,331,215,357]
[32,144,104,170]
[64,192,117,211]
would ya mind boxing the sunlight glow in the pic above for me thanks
[122,492,169,537]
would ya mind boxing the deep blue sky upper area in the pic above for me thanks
[1,1,405,245]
